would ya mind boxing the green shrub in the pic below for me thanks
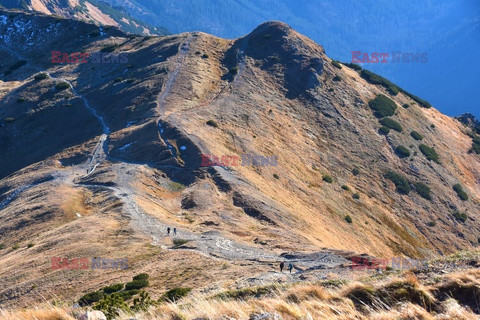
[93,293,130,320]
[172,238,191,247]
[345,215,353,224]
[201,53,209,59]
[352,193,360,200]
[27,243,35,248]
[414,182,432,200]
[79,291,105,306]
[0,244,4,250]
[55,82,70,91]
[379,126,390,135]
[160,287,191,302]
[452,211,468,223]
[332,75,341,82]
[16,98,25,103]
[352,168,360,176]
[361,70,398,95]
[410,131,423,141]
[322,174,333,183]
[385,171,411,195]
[132,291,156,312]
[102,283,124,294]
[470,135,480,154]
[125,279,149,290]
[113,77,123,83]
[368,95,397,118]
[12,243,20,250]
[380,118,403,132]
[427,221,436,227]
[453,184,468,201]
[341,185,350,191]
[395,145,411,158]
[117,289,139,300]
[273,173,279,179]
[100,44,119,53]
[343,62,362,71]
[402,103,410,109]
[419,144,440,164]
[34,72,48,80]
[206,120,218,128]
[133,273,149,281]
[229,67,238,75]
[331,60,342,69]
[126,78,135,84]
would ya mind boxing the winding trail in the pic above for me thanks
[0,38,350,273]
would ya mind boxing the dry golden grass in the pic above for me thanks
[3,269,477,320]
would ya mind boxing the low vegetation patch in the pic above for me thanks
[361,70,432,108]
[402,103,410,109]
[34,72,48,80]
[229,67,238,75]
[55,82,70,91]
[380,117,403,132]
[379,126,390,135]
[345,215,353,224]
[470,135,480,154]
[331,60,342,69]
[103,284,124,294]
[79,291,105,306]
[341,185,350,191]
[453,183,468,201]
[353,193,360,200]
[125,279,149,291]
[385,171,411,194]
[395,145,411,158]
[410,130,423,140]
[159,287,192,302]
[361,69,399,95]
[414,182,432,200]
[213,285,278,301]
[332,75,341,82]
[343,62,362,71]
[101,44,119,53]
[322,174,333,183]
[352,168,360,176]
[368,94,397,118]
[452,211,468,223]
[172,238,191,247]
[419,144,440,163]
[206,119,218,127]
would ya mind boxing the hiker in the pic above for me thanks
[167,227,171,235]
[173,227,177,236]
[288,262,293,273]
[280,261,285,273]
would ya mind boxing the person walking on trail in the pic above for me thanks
[173,227,177,236]
[288,262,293,274]
[280,261,285,273]
[167,227,171,235]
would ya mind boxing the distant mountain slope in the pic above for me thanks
[98,0,480,118]
[0,0,169,35]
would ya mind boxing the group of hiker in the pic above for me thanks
[166,227,177,236]
[279,261,294,273]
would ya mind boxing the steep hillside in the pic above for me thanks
[0,0,168,35]
[0,10,479,310]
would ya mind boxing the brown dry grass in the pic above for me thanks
[2,269,478,320]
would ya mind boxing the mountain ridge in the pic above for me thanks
[0,9,479,309]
